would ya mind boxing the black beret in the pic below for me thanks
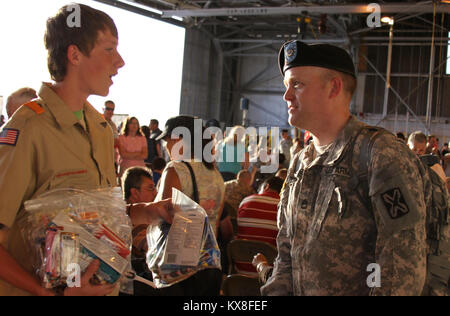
[278,40,356,78]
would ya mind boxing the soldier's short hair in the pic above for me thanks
[321,69,357,97]
[44,4,118,82]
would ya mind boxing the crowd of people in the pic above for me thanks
[0,3,448,297]
[98,110,291,295]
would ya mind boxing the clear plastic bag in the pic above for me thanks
[146,188,221,288]
[20,187,132,291]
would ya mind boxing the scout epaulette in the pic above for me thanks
[23,101,45,114]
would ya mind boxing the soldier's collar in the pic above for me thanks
[322,115,366,166]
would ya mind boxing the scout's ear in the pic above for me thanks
[66,44,83,66]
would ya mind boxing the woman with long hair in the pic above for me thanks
[118,116,148,177]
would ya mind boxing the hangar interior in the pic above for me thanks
[95,0,450,142]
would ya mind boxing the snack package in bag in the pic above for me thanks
[20,187,133,291]
[146,188,221,288]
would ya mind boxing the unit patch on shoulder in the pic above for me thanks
[381,187,410,219]
[0,128,20,146]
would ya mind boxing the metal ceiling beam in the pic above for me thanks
[161,3,450,18]
[144,0,200,9]
[362,42,449,46]
[93,0,185,27]
[362,36,450,41]
[218,38,349,44]
[218,25,254,39]
[224,42,274,56]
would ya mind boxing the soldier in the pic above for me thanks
[0,4,172,296]
[261,40,429,296]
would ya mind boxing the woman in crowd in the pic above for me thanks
[155,115,227,295]
[217,125,250,182]
[118,117,148,178]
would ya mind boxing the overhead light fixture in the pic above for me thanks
[381,16,394,25]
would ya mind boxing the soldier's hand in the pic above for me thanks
[64,260,117,296]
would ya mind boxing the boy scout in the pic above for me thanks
[261,41,429,296]
[0,4,172,296]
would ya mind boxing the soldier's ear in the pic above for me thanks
[329,76,343,99]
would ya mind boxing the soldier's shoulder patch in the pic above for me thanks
[0,128,20,146]
[381,187,410,219]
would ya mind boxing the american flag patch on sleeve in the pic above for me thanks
[0,128,20,146]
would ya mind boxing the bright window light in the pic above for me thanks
[0,0,185,127]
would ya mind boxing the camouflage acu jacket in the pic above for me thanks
[261,116,430,296]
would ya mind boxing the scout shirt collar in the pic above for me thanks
[39,83,108,129]
[39,83,78,128]
[84,101,109,128]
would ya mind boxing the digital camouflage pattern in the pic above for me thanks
[261,116,430,296]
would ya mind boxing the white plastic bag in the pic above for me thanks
[20,187,132,291]
[146,188,221,288]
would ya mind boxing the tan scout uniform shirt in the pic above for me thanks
[0,83,116,296]
[261,116,429,296]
